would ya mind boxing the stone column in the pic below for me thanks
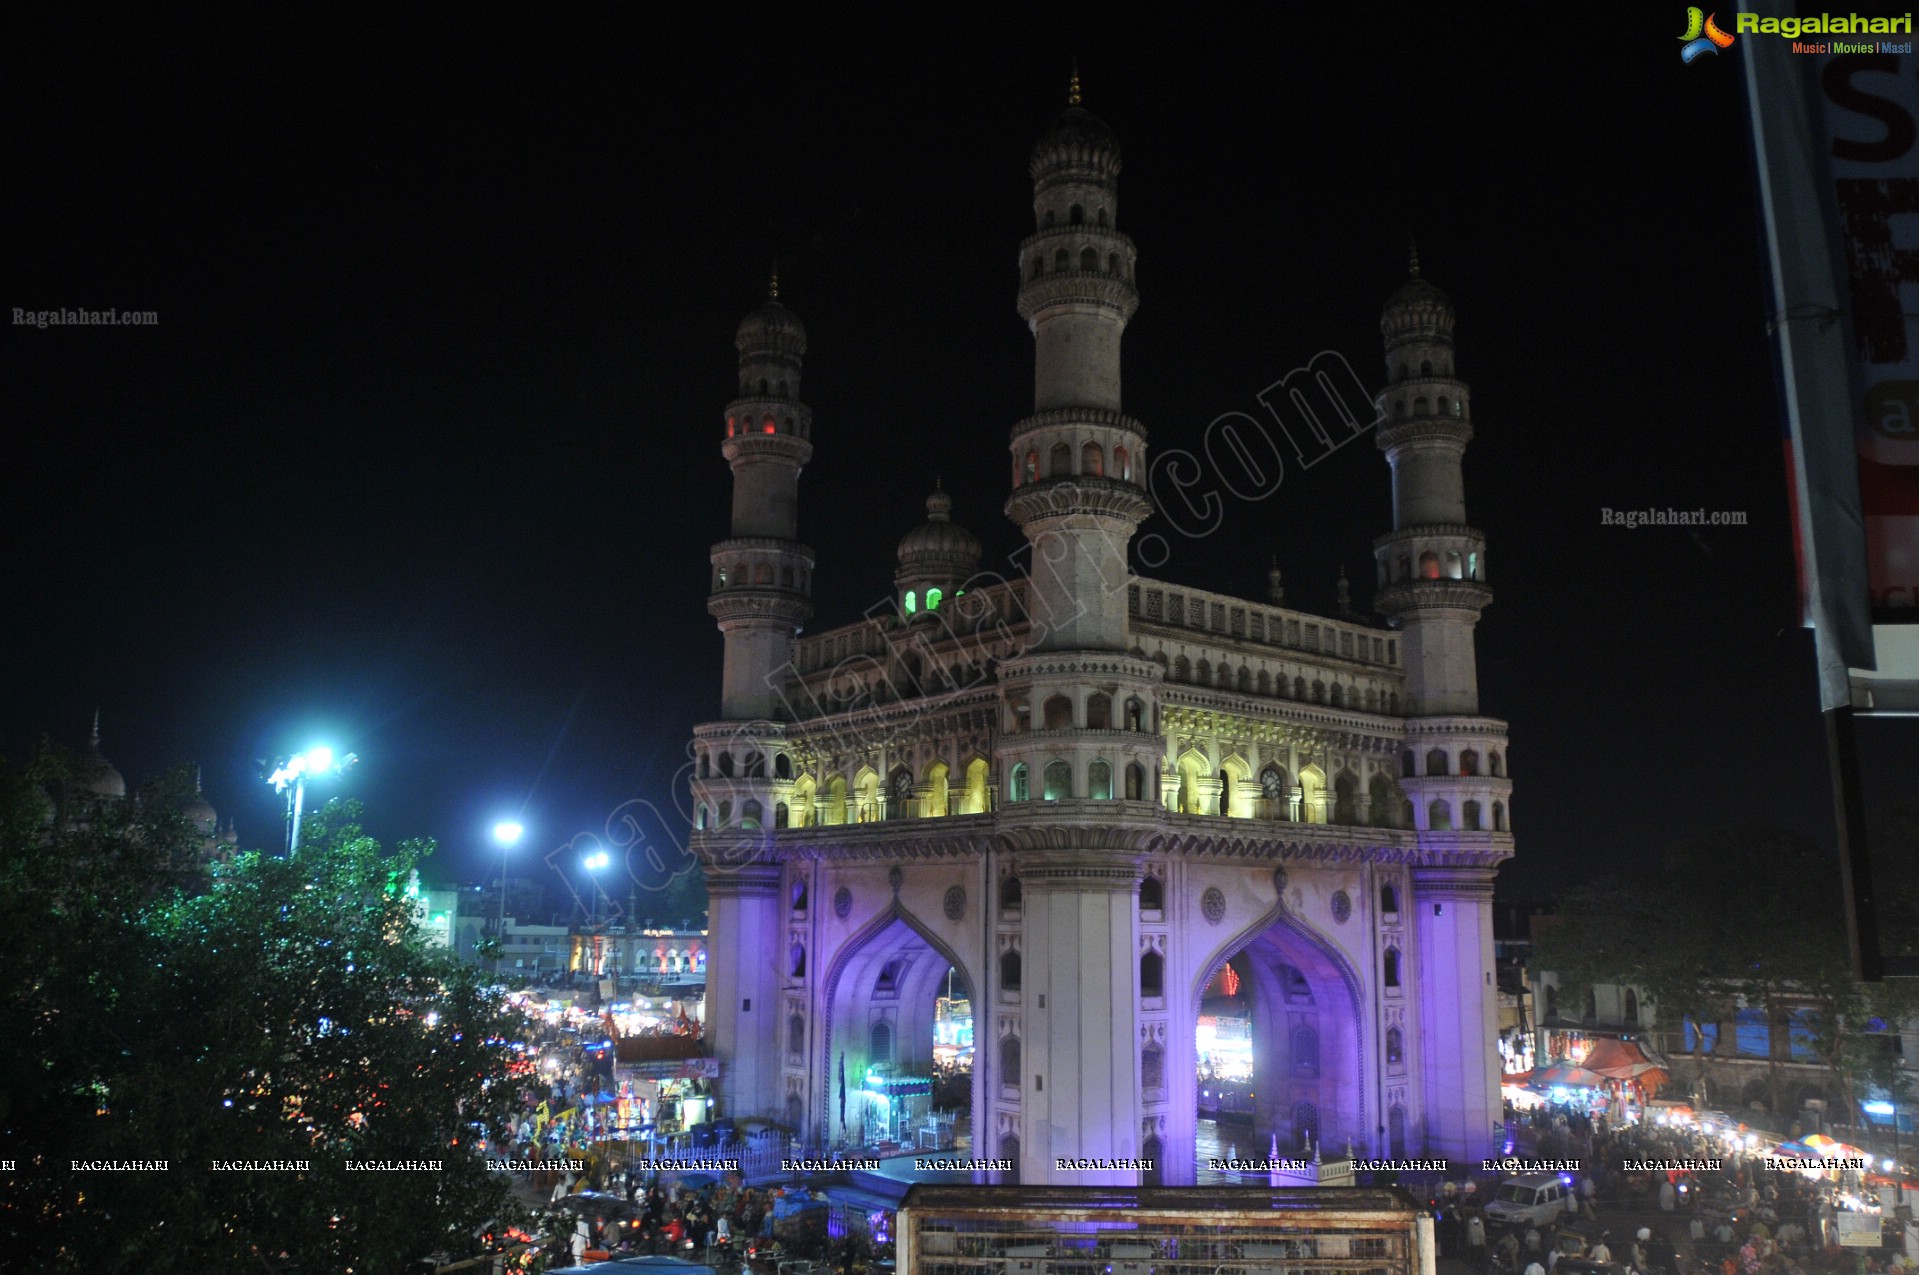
[1411,865,1499,1162]
[1020,852,1143,1184]
[705,862,784,1122]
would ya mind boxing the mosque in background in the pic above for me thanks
[45,713,238,866]
[688,83,1513,1185]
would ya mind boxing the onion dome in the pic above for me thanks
[899,484,981,571]
[896,483,981,618]
[1031,72,1120,183]
[1381,240,1455,342]
[81,710,126,799]
[180,766,217,835]
[735,272,808,359]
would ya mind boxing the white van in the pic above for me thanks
[1483,1172,1575,1228]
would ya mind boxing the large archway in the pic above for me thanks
[1191,910,1364,1173]
[820,910,976,1152]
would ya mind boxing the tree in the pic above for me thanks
[1532,821,1917,1127]
[0,751,534,1274]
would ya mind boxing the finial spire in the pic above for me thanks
[1068,59,1081,106]
[1408,235,1421,278]
[90,707,101,750]
[768,264,779,300]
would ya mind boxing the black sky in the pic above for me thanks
[8,12,1913,910]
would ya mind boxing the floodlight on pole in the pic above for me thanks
[267,747,358,857]
[491,819,525,980]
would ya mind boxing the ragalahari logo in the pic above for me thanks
[1679,8,1736,62]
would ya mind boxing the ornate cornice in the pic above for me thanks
[1005,477,1154,526]
[1372,579,1493,616]
[1016,273,1140,323]
[1376,418,1473,452]
[1010,408,1149,445]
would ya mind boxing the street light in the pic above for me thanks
[268,746,358,856]
[491,820,525,981]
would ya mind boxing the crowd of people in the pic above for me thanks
[1424,1109,1915,1275]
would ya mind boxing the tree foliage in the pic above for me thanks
[0,747,532,1274]
[1530,820,1919,1121]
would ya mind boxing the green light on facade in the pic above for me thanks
[926,587,942,610]
[904,591,917,614]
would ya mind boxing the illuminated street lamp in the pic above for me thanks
[583,845,611,929]
[268,746,358,857]
[491,820,525,980]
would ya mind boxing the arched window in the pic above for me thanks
[1088,760,1112,799]
[1080,246,1099,271]
[1237,666,1252,692]
[1114,445,1131,480]
[1048,442,1072,476]
[717,799,732,825]
[1069,203,1084,224]
[1413,396,1428,415]
[1389,692,1400,713]
[1293,675,1307,699]
[1142,1044,1164,1088]
[1001,1034,1021,1083]
[1462,800,1482,831]
[775,752,793,779]
[1000,874,1022,912]
[1420,359,1432,375]
[1311,680,1326,703]
[1292,1025,1320,1078]
[1053,247,1069,271]
[1292,1102,1320,1151]
[1459,749,1479,776]
[1490,750,1504,777]
[1140,950,1164,997]
[1426,748,1448,776]
[1042,694,1073,730]
[1625,989,1640,1023]
[1386,1026,1404,1066]
[1139,875,1163,912]
[1257,669,1272,695]
[1380,883,1399,914]
[1493,801,1507,831]
[1029,255,1043,281]
[1195,657,1211,684]
[870,1021,893,1063]
[1042,759,1072,800]
[1369,774,1395,827]
[825,776,848,825]
[1108,252,1121,276]
[789,1013,805,1055]
[1023,449,1039,483]
[1084,693,1110,728]
[1333,773,1357,825]
[1329,683,1345,709]
[1437,395,1450,415]
[790,942,806,978]
[1584,988,1597,1022]
[1419,550,1441,579]
[1009,763,1028,802]
[718,751,736,778]
[1428,799,1452,831]
[1080,440,1103,476]
[699,753,712,778]
[1124,762,1146,801]
[1384,947,1401,987]
[1000,948,1022,991]
[741,799,763,829]
[696,803,709,830]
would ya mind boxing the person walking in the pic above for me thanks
[1590,1234,1613,1264]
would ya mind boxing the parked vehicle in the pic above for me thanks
[1483,1173,1576,1229]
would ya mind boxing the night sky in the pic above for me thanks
[9,13,1914,911]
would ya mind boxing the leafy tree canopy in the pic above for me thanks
[0,745,533,1274]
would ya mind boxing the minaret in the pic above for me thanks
[1370,247,1510,1165]
[696,278,817,1128]
[1371,245,1488,712]
[709,274,816,719]
[1005,72,1153,649]
[996,76,1163,1187]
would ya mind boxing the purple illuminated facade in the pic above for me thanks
[689,95,1512,1185]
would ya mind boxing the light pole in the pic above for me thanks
[491,820,524,981]
[584,846,610,978]
[268,746,358,856]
